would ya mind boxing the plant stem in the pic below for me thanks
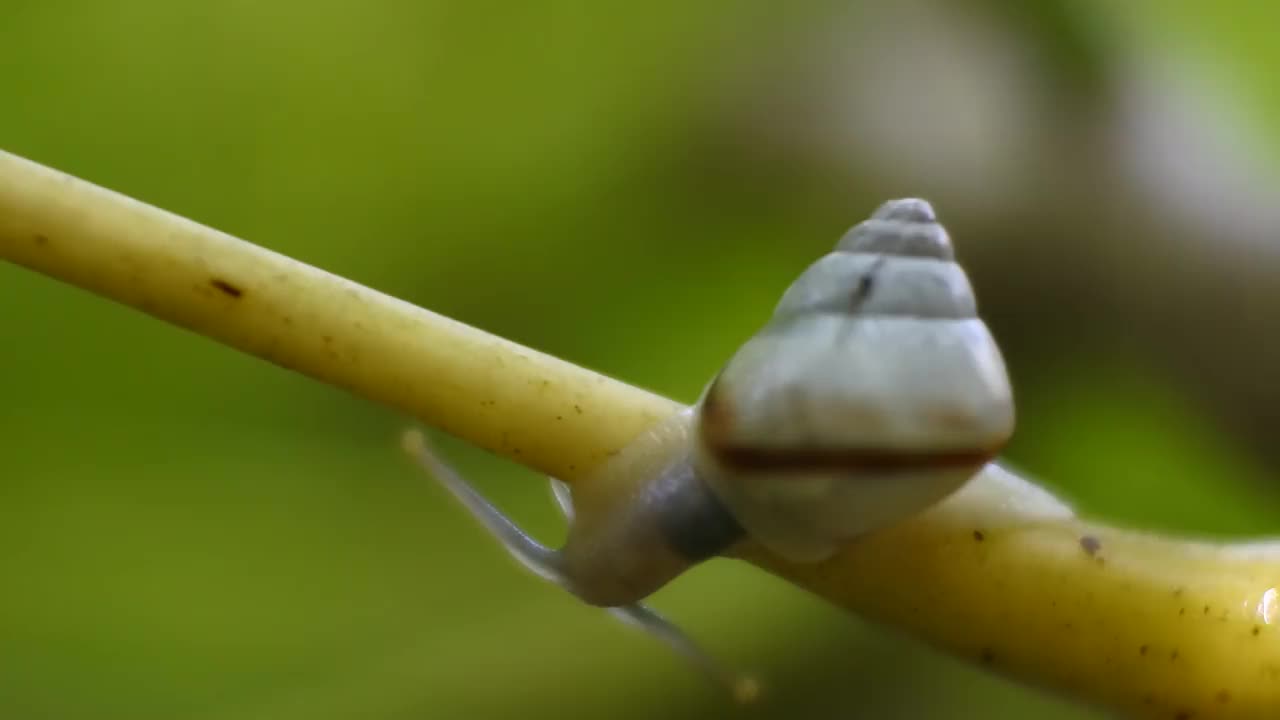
[0,149,679,481]
[2,147,1277,718]
[744,463,1280,719]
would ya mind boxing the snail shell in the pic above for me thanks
[406,198,1016,691]
[694,198,1014,561]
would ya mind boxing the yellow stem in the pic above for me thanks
[0,149,678,481]
[2,147,1277,718]
[743,465,1280,719]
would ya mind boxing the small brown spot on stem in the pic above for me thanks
[1174,711,1193,720]
[1215,690,1230,704]
[1203,605,1210,615]
[978,648,996,665]
[972,530,985,542]
[1252,626,1262,637]
[33,233,49,245]
[1079,535,1102,556]
[573,404,583,414]
[1170,649,1179,661]
[210,278,244,298]
[1139,645,1148,656]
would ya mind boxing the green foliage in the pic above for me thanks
[1,1,1276,718]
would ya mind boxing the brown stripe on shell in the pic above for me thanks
[699,373,1006,474]
[705,444,1000,474]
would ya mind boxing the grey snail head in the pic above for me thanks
[693,198,1015,562]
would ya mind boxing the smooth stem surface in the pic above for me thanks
[2,147,1278,718]
[743,464,1280,719]
[0,149,679,481]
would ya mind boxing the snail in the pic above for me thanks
[402,198,1014,698]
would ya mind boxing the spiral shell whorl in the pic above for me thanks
[836,198,954,261]
[773,198,974,321]
[873,197,937,223]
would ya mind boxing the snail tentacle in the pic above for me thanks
[549,477,575,521]
[402,429,748,697]
[608,603,758,703]
[401,430,566,585]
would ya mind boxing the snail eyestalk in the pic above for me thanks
[607,603,761,703]
[400,429,564,584]
[400,428,756,702]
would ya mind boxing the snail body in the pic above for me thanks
[404,199,1014,693]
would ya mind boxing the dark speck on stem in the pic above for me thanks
[210,278,244,298]
[1079,535,1101,557]
[972,530,985,542]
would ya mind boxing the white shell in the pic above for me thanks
[693,199,1014,561]
[407,199,1015,687]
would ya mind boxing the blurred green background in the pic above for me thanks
[3,1,1280,718]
